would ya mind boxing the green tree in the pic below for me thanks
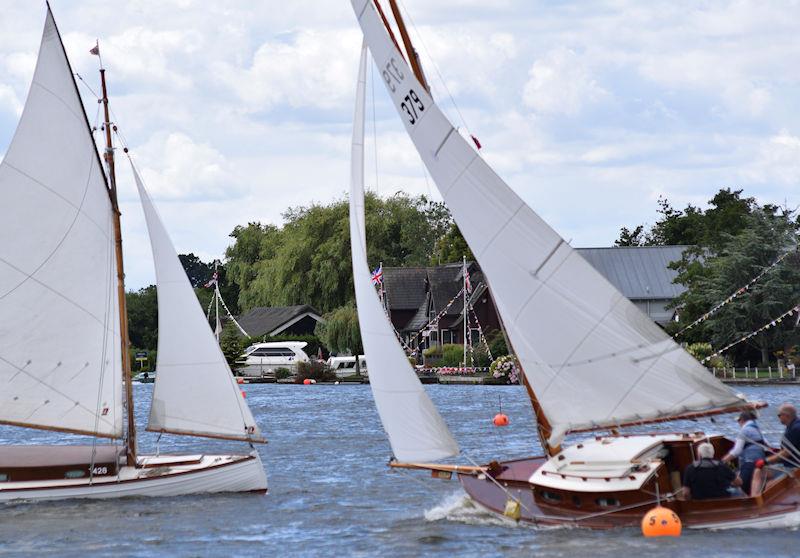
[226,192,450,313]
[672,209,800,363]
[126,285,158,350]
[179,253,214,288]
[219,324,246,368]
[614,225,646,247]
[314,304,363,355]
[430,223,474,264]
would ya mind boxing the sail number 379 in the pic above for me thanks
[382,57,425,125]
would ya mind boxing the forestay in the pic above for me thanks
[0,9,123,438]
[349,42,459,462]
[351,0,744,446]
[132,165,263,443]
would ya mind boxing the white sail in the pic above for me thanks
[0,9,123,438]
[351,0,744,446]
[132,164,263,443]
[350,42,459,462]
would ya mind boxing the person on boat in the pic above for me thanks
[682,442,741,499]
[766,403,800,469]
[721,410,766,495]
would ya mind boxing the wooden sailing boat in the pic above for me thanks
[0,5,266,501]
[348,1,800,529]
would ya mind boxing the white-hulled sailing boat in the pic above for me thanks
[348,1,800,529]
[0,6,266,501]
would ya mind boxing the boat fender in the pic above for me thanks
[503,498,521,521]
[641,506,682,537]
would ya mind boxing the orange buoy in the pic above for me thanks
[641,506,682,537]
[240,390,246,398]
[493,413,509,427]
[303,378,312,385]
[236,377,245,384]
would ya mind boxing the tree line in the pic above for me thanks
[126,187,799,367]
[616,188,799,366]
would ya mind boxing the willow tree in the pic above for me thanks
[226,192,450,313]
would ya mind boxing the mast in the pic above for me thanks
[99,65,137,467]
[386,0,430,92]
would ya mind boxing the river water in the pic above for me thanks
[1,384,798,557]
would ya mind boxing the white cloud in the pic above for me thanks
[218,28,362,110]
[0,84,22,116]
[522,48,608,116]
[133,132,241,200]
[0,0,798,290]
[742,131,800,185]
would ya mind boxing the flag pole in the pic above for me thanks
[463,255,467,370]
[214,262,221,342]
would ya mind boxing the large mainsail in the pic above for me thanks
[351,0,744,446]
[0,8,123,438]
[132,165,263,443]
[349,43,459,462]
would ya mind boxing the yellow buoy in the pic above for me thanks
[641,506,682,537]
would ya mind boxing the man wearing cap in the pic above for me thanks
[722,410,766,495]
[766,403,800,469]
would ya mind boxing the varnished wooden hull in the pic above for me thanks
[458,456,800,529]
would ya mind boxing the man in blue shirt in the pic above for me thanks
[766,403,800,469]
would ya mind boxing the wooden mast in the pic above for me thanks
[386,0,430,92]
[99,66,137,467]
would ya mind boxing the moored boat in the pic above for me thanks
[0,5,266,502]
[346,0,800,529]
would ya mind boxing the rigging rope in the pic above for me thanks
[675,246,798,338]
[701,303,800,363]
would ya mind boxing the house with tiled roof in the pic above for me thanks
[235,304,323,338]
[383,261,500,350]
[382,246,690,350]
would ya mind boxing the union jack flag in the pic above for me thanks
[463,261,472,293]
[204,270,218,288]
[371,265,383,286]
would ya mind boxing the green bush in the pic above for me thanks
[296,360,337,383]
[686,342,713,362]
[487,330,509,358]
[471,346,491,368]
[275,367,293,380]
[440,343,465,367]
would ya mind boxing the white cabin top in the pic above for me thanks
[245,341,308,352]
[529,433,706,493]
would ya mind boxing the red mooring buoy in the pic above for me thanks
[303,378,312,385]
[493,413,509,427]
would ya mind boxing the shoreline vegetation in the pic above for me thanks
[127,188,799,375]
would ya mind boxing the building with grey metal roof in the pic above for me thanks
[576,246,689,325]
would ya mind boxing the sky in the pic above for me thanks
[1,0,798,290]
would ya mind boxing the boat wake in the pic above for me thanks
[424,491,506,526]
[424,490,564,530]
